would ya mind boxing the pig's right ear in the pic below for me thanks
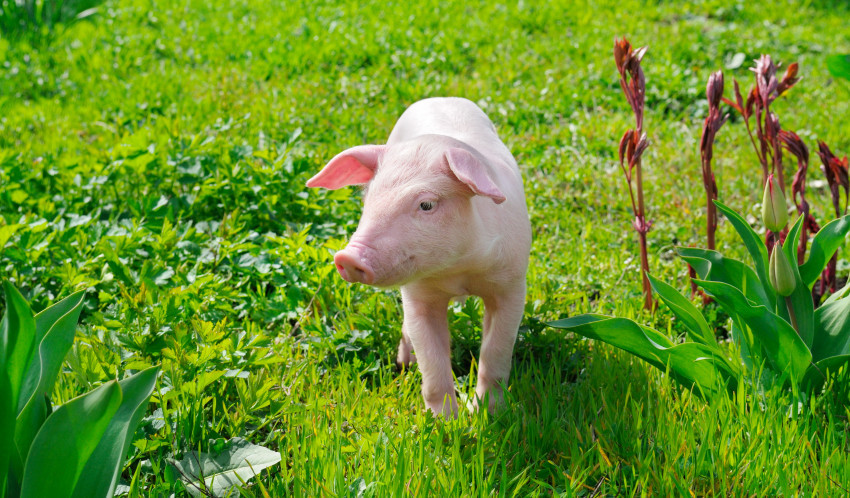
[445,148,506,204]
[306,145,385,189]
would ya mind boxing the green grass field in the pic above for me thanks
[2,0,850,495]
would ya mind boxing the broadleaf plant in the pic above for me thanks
[0,282,159,498]
[548,189,850,397]
[168,437,282,497]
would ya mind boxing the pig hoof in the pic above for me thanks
[425,394,459,418]
[473,389,505,414]
[395,354,416,370]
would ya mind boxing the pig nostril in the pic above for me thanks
[334,250,374,284]
[351,265,367,280]
[350,264,373,284]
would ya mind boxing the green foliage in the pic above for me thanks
[168,437,281,497]
[548,202,850,397]
[0,283,158,498]
[826,54,850,82]
[0,0,104,44]
[546,313,737,397]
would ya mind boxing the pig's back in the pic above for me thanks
[387,98,510,162]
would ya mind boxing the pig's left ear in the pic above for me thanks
[306,145,385,189]
[445,148,506,204]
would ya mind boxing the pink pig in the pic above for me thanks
[307,97,531,416]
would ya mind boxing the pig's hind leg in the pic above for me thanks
[475,282,525,413]
[400,289,458,417]
[396,326,416,368]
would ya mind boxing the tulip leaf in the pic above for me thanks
[694,279,811,384]
[2,282,37,417]
[775,215,815,348]
[72,366,159,498]
[810,295,850,363]
[0,342,13,498]
[677,248,772,308]
[547,314,736,396]
[646,273,718,348]
[730,322,754,372]
[823,279,850,306]
[16,291,86,462]
[714,200,775,307]
[21,380,122,498]
[799,215,850,287]
[803,355,850,393]
[783,214,804,267]
[826,54,850,81]
[2,282,37,497]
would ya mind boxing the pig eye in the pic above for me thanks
[419,201,435,212]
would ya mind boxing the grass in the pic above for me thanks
[2,0,850,495]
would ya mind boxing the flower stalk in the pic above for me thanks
[778,131,820,264]
[815,141,849,295]
[614,37,653,310]
[723,55,800,251]
[701,71,727,250]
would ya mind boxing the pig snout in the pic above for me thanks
[334,244,375,285]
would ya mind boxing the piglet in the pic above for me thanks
[307,97,531,416]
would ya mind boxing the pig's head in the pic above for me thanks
[307,135,505,288]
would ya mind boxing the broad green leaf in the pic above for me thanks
[799,215,850,287]
[823,280,850,306]
[677,248,772,308]
[21,381,122,498]
[547,315,736,396]
[714,200,774,307]
[730,322,754,372]
[802,355,850,393]
[16,291,86,461]
[783,214,804,266]
[33,290,86,343]
[72,366,159,498]
[810,296,850,362]
[2,282,37,415]
[826,54,850,81]
[774,215,815,348]
[694,279,811,384]
[1,283,22,498]
[0,357,13,498]
[646,273,718,347]
[1,283,37,498]
[168,437,282,497]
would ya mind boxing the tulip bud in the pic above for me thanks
[769,242,796,297]
[762,174,788,232]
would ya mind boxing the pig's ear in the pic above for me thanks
[306,145,385,189]
[445,148,506,204]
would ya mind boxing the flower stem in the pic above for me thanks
[706,180,716,250]
[784,296,799,335]
[635,157,654,311]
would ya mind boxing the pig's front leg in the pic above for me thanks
[475,281,526,413]
[400,288,457,417]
